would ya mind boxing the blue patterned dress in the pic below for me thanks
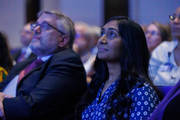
[82,80,160,120]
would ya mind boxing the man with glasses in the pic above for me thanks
[149,6,180,120]
[149,6,180,86]
[0,11,87,120]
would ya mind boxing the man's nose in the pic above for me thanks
[33,26,41,34]
[173,17,180,24]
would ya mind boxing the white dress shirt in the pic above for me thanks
[3,55,52,97]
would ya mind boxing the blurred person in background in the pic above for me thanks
[145,21,171,55]
[12,22,36,64]
[73,22,96,83]
[149,7,180,120]
[89,25,101,55]
[0,32,13,82]
[149,7,180,86]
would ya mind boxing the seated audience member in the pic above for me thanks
[89,25,101,55]
[73,21,96,83]
[0,32,13,82]
[85,25,101,78]
[12,22,36,64]
[0,11,87,120]
[75,16,160,120]
[145,21,171,55]
[149,7,180,86]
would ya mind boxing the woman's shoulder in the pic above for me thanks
[126,82,160,120]
[128,82,157,98]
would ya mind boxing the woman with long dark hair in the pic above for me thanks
[0,32,13,82]
[75,16,160,120]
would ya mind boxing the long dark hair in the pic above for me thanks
[0,32,13,73]
[75,16,160,119]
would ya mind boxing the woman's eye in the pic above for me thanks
[108,32,116,38]
[100,31,105,37]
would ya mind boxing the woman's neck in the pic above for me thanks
[106,62,121,82]
[100,62,121,97]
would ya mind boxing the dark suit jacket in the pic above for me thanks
[0,48,87,120]
[12,49,37,62]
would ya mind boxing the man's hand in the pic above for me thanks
[0,92,13,119]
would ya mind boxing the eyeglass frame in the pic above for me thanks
[169,14,180,21]
[30,21,66,35]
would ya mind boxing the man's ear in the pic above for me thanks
[58,35,69,47]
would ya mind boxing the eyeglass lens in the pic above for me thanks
[145,31,159,36]
[30,22,65,35]
[31,22,48,31]
[169,15,180,21]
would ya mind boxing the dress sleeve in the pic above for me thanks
[128,83,160,120]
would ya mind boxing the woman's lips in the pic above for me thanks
[98,47,108,52]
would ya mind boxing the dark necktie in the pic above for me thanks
[17,58,43,83]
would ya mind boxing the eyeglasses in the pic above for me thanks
[145,31,159,36]
[30,21,66,35]
[169,14,180,21]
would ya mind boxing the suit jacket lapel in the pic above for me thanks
[17,60,46,87]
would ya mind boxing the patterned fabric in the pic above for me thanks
[149,40,180,86]
[82,80,160,120]
[0,67,8,82]
[18,59,43,83]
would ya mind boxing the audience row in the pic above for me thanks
[0,6,179,120]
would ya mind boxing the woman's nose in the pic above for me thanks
[100,39,107,44]
[99,35,107,44]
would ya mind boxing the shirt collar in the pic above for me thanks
[21,46,30,53]
[37,55,52,62]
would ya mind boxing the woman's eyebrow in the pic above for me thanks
[108,28,119,33]
[101,28,119,33]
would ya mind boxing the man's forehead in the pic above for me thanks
[37,13,57,23]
